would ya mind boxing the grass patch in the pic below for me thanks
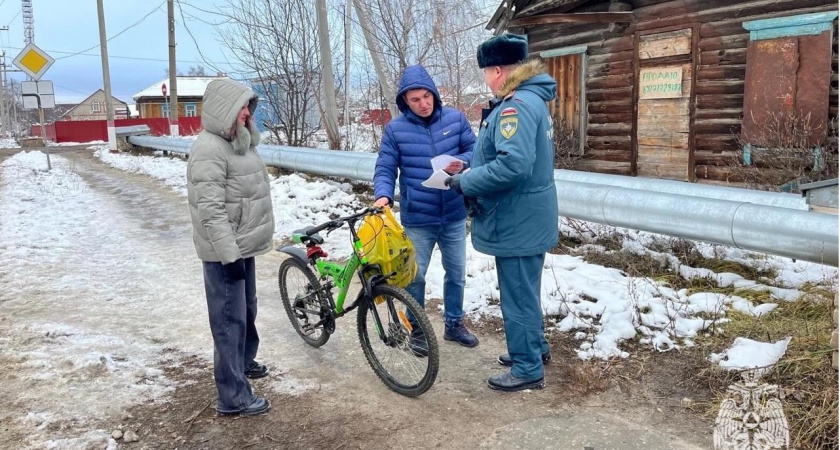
[673,239,778,282]
[691,290,838,450]
[581,248,672,279]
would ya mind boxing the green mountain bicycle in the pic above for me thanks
[276,207,439,397]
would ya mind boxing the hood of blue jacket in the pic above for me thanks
[395,65,442,118]
[515,73,557,103]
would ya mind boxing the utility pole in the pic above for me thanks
[353,0,398,119]
[96,0,117,152]
[167,0,179,136]
[344,0,351,130]
[316,0,340,149]
[0,52,7,138]
[0,26,9,138]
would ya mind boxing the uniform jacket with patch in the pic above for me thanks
[460,60,559,257]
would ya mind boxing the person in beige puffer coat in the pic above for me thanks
[187,78,274,417]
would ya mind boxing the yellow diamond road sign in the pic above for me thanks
[13,43,54,80]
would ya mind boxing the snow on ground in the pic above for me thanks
[709,337,792,375]
[49,140,107,146]
[0,137,20,148]
[2,150,327,449]
[0,151,188,449]
[261,123,383,152]
[95,146,189,196]
[3,148,834,447]
[91,147,837,363]
[93,146,366,256]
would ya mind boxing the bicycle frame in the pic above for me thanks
[283,208,394,339]
[313,239,366,314]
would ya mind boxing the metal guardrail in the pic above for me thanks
[115,125,152,138]
[554,170,807,211]
[127,135,838,266]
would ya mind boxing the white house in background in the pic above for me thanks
[127,104,139,118]
[60,89,129,121]
[132,76,226,119]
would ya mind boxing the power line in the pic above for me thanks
[1,44,236,66]
[52,83,91,96]
[177,1,230,26]
[175,0,226,74]
[6,8,20,28]
[55,1,166,60]
[177,1,228,19]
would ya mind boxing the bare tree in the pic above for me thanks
[218,0,322,146]
[353,0,490,117]
[187,65,207,76]
[425,1,488,110]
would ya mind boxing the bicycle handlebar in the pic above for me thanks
[305,207,383,236]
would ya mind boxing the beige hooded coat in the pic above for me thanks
[186,79,274,264]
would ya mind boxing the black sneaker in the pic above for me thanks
[444,322,479,348]
[497,351,551,367]
[408,327,429,357]
[245,362,269,379]
[218,396,271,417]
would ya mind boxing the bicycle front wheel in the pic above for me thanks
[357,283,439,397]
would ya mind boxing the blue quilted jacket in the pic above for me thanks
[373,65,475,227]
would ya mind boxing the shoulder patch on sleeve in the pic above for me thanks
[500,107,518,117]
[499,117,518,139]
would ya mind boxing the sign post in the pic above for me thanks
[21,80,55,169]
[13,43,55,169]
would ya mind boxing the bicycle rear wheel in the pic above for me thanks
[357,283,439,397]
[278,258,330,347]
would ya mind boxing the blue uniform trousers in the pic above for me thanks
[496,253,550,380]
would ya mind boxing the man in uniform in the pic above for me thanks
[446,34,558,391]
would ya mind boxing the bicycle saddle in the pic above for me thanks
[293,227,325,245]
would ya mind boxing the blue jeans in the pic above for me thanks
[404,220,466,327]
[202,257,260,413]
[496,254,549,381]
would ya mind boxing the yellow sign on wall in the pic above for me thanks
[639,66,683,99]
[13,43,54,81]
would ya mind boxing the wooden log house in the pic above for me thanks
[487,0,839,183]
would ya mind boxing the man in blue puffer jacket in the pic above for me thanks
[373,64,479,353]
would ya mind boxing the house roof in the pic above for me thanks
[60,89,128,118]
[133,76,226,101]
[487,0,592,32]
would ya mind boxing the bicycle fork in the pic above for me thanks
[366,294,412,347]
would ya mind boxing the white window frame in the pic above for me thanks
[92,100,101,112]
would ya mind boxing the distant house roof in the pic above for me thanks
[60,89,128,118]
[133,76,227,101]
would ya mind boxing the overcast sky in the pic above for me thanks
[0,1,498,105]
[0,0,234,104]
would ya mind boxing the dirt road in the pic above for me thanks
[0,148,713,449]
